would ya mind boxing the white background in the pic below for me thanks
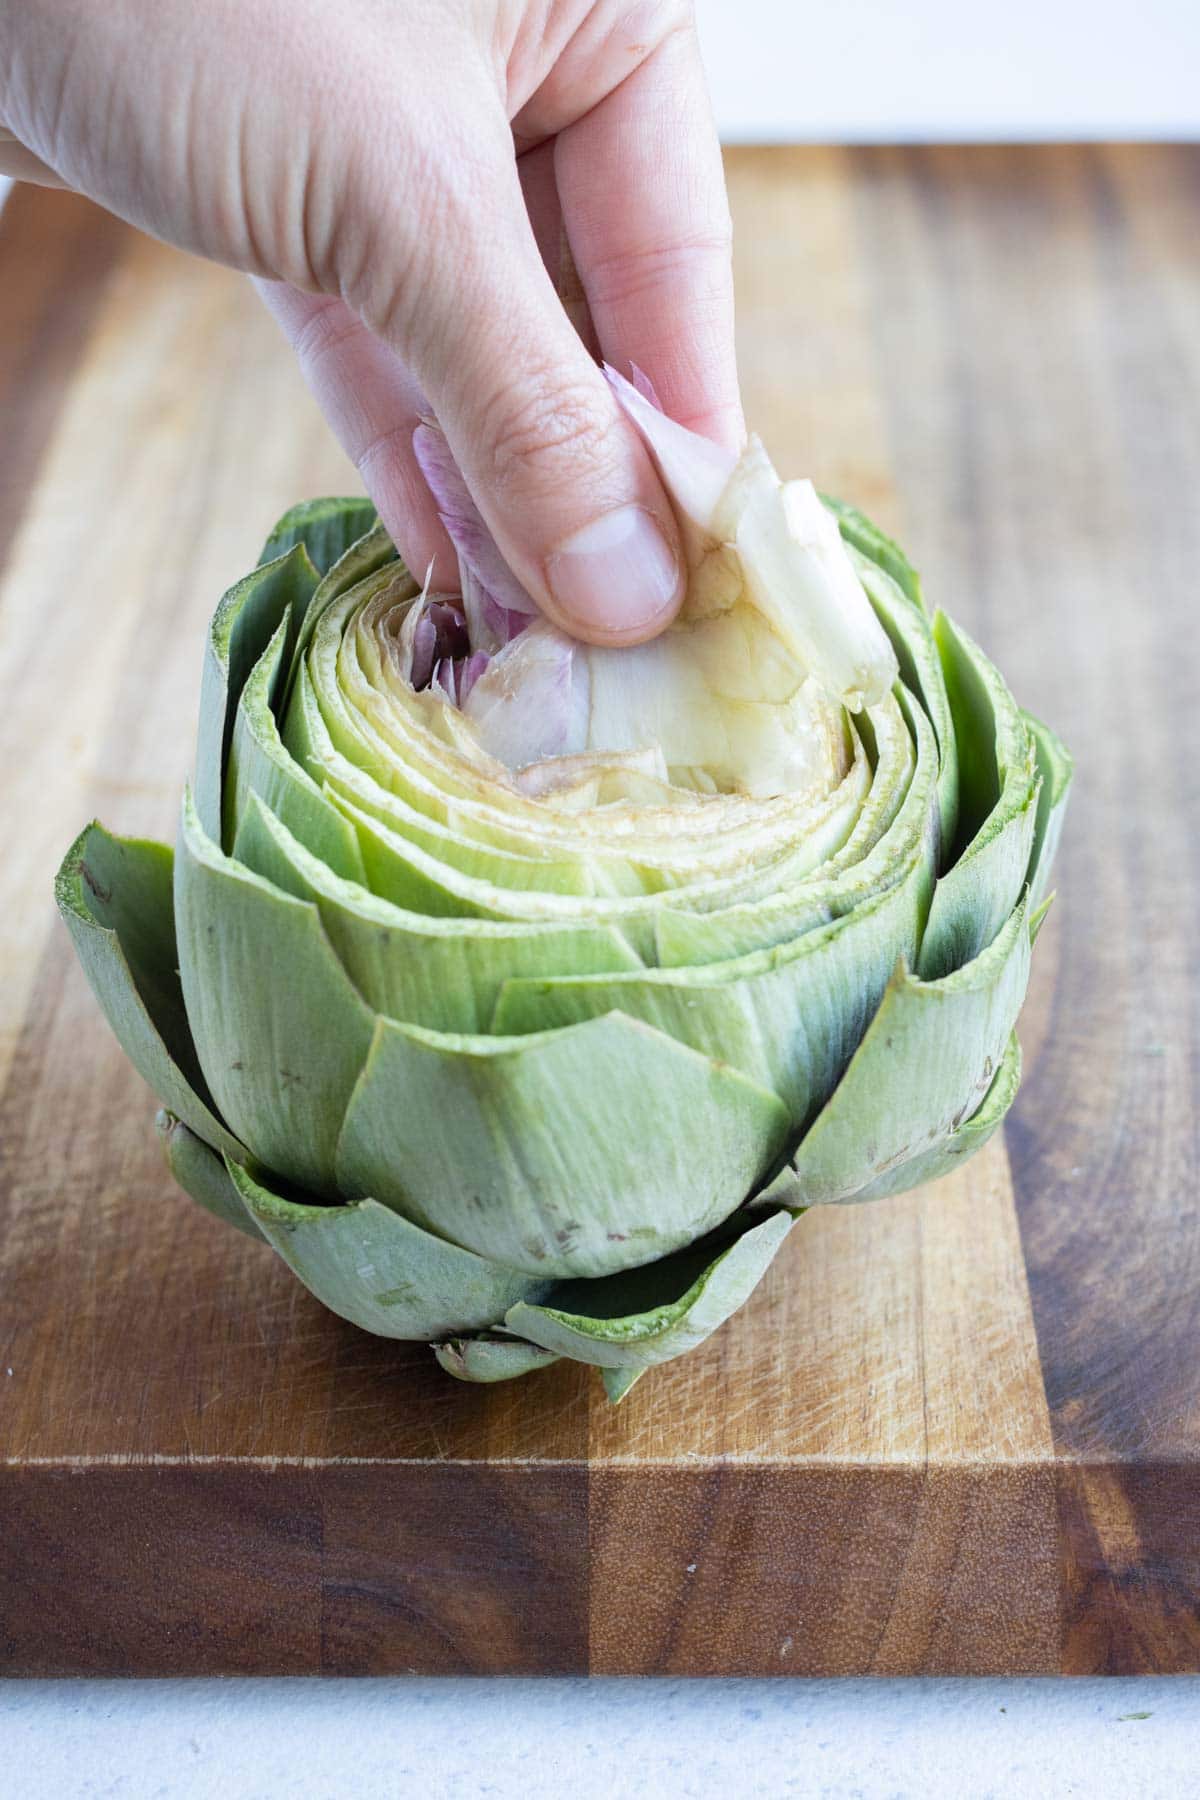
[697,0,1200,140]
[3,1676,1197,1798]
[4,2,1200,1794]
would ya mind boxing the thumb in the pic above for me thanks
[377,150,685,646]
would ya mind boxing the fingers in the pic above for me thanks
[517,139,564,284]
[255,16,737,649]
[258,137,680,645]
[253,281,456,588]
[518,138,599,356]
[383,121,685,646]
[0,128,66,188]
[554,24,743,452]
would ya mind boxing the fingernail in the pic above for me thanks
[546,505,682,637]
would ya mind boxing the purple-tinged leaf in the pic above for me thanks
[410,613,437,690]
[413,422,537,617]
[463,623,586,768]
[458,651,490,706]
[462,566,529,658]
[629,362,664,411]
[427,599,469,662]
[603,363,735,529]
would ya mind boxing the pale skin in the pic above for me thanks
[0,0,743,644]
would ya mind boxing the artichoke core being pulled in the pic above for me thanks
[388,365,898,812]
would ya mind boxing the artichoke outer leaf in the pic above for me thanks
[258,496,378,576]
[156,1111,263,1238]
[194,543,321,845]
[281,522,404,710]
[324,786,514,921]
[54,823,246,1163]
[505,1207,798,1371]
[821,1028,1023,1207]
[492,842,933,1127]
[332,785,608,905]
[231,792,644,1036]
[918,611,1039,979]
[1022,709,1074,910]
[335,1011,791,1279]
[225,1159,550,1340]
[1029,891,1056,945]
[433,1337,561,1384]
[758,894,1031,1210]
[226,615,367,884]
[174,789,375,1195]
[601,1366,647,1403]
[852,556,959,852]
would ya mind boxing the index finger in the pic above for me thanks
[552,23,742,451]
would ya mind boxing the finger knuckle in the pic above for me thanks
[289,294,360,372]
[616,0,696,43]
[585,226,734,310]
[486,374,612,498]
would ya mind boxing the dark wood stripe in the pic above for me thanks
[1,1464,588,1676]
[850,143,1200,1669]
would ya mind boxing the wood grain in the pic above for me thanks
[1,147,1196,1676]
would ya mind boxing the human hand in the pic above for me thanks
[0,1,741,642]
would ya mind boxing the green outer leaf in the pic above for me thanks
[759,894,1031,1208]
[282,523,403,711]
[918,611,1038,978]
[507,1208,797,1371]
[601,1366,646,1403]
[1022,708,1074,909]
[830,1028,1022,1205]
[174,789,374,1194]
[230,793,644,1035]
[156,1111,263,1238]
[1029,892,1055,944]
[334,785,624,903]
[226,615,367,883]
[194,544,320,844]
[54,823,245,1162]
[334,1011,790,1278]
[855,558,959,852]
[258,496,378,575]
[433,1337,561,1384]
[493,844,933,1125]
[226,1158,549,1339]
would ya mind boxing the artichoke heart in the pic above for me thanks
[56,392,1071,1399]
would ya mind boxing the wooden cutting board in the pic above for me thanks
[2,147,1198,1678]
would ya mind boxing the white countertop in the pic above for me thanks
[4,1677,1196,1798]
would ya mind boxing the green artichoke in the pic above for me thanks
[55,384,1070,1400]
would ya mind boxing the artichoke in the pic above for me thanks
[55,377,1070,1400]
